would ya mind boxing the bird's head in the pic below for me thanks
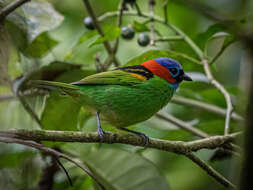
[141,57,192,88]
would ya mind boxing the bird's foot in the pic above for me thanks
[138,133,149,147]
[119,128,149,147]
[97,127,111,142]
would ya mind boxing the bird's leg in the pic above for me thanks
[96,112,105,140]
[119,127,149,146]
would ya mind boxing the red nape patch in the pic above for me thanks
[141,60,176,83]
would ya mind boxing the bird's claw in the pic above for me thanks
[139,133,149,147]
[97,128,111,142]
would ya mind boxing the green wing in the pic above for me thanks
[71,69,147,86]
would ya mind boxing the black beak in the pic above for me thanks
[182,73,192,81]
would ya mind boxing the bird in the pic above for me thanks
[32,57,192,145]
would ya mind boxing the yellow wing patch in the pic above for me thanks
[130,73,147,81]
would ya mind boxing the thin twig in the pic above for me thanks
[203,60,233,135]
[134,2,142,16]
[18,92,41,127]
[185,152,236,189]
[82,0,119,68]
[98,10,204,60]
[55,158,73,186]
[0,136,105,190]
[149,0,155,45]
[0,0,30,22]
[0,94,14,102]
[156,112,209,138]
[14,75,41,127]
[156,112,241,157]
[94,53,103,72]
[210,40,235,65]
[112,0,125,54]
[163,0,169,24]
[171,96,243,121]
[155,36,184,42]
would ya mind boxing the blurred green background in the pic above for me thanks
[0,0,250,189]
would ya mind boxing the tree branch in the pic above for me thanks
[112,0,125,54]
[98,10,204,60]
[0,0,30,22]
[203,60,233,135]
[0,129,240,154]
[0,136,105,190]
[0,129,240,188]
[156,112,241,156]
[171,96,243,121]
[82,0,119,68]
[185,152,236,189]
[154,36,184,42]
[149,0,155,45]
[156,112,209,138]
[163,0,169,24]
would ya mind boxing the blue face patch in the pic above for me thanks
[154,57,182,78]
[154,57,182,69]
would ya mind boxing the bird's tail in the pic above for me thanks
[30,80,82,97]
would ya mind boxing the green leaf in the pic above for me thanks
[41,92,81,130]
[5,20,28,51]
[76,146,170,190]
[132,20,149,32]
[124,49,201,71]
[77,30,98,45]
[6,1,63,42]
[21,1,64,41]
[196,24,227,50]
[88,27,121,48]
[24,32,58,58]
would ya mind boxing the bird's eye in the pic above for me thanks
[170,68,178,76]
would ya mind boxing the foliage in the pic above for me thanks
[0,0,249,190]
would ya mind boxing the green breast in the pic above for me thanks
[76,76,175,127]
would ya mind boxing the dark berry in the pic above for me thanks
[84,16,95,30]
[121,26,135,40]
[137,33,150,46]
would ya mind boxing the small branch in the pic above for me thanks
[156,112,209,138]
[0,129,240,153]
[98,10,204,60]
[82,0,119,68]
[171,96,243,121]
[185,152,236,189]
[94,53,103,73]
[134,2,142,16]
[0,94,14,102]
[156,112,241,156]
[149,0,155,46]
[210,40,234,65]
[163,0,169,24]
[0,136,105,190]
[112,0,125,54]
[0,129,239,188]
[0,0,30,22]
[18,92,42,127]
[154,36,184,42]
[55,158,73,186]
[203,60,233,135]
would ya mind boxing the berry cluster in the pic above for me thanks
[84,16,150,47]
